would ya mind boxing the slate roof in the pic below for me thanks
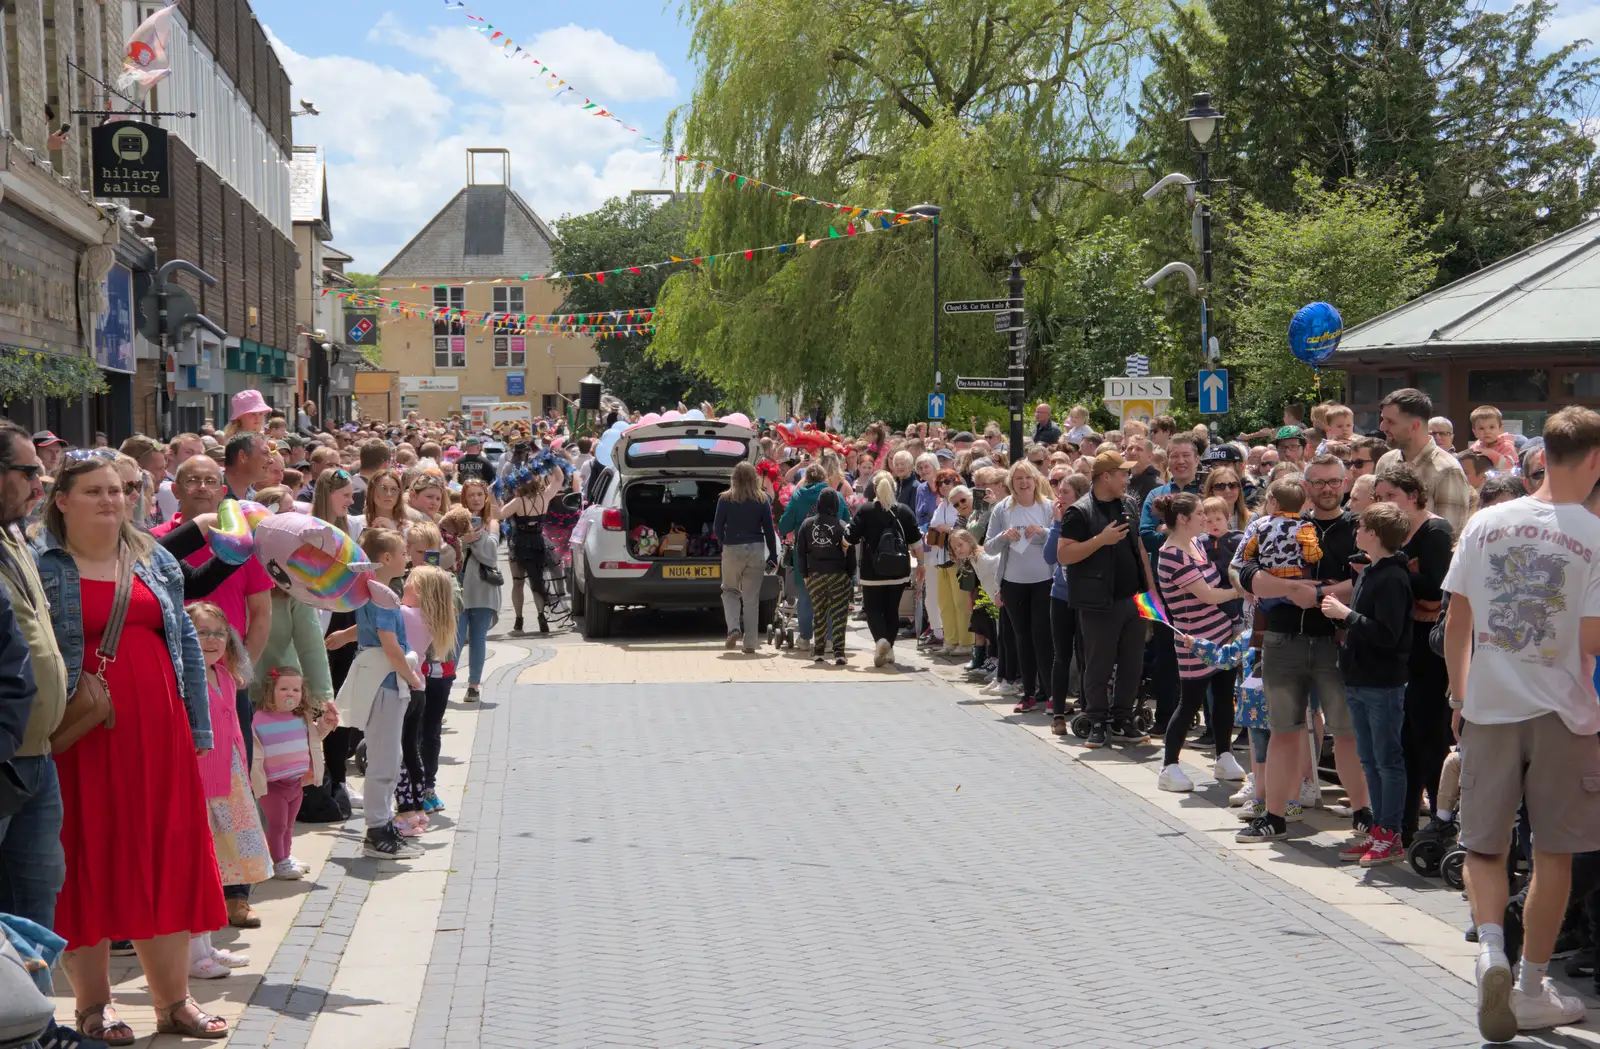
[290,145,330,239]
[1333,215,1600,363]
[379,184,557,279]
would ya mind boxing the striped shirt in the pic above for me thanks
[254,711,312,783]
[1157,543,1235,679]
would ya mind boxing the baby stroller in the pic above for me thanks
[767,541,797,650]
[1069,662,1157,739]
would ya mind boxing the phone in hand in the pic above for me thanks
[424,550,441,566]
[470,515,482,529]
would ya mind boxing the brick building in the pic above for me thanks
[122,0,295,433]
[377,148,598,422]
[0,0,129,441]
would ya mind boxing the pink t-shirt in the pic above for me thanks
[151,515,275,635]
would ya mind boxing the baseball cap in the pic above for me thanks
[31,431,64,447]
[1274,425,1307,446]
[1203,443,1244,464]
[463,435,482,447]
[952,431,975,443]
[1091,450,1129,476]
[934,448,955,461]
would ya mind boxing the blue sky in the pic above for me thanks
[254,0,1600,273]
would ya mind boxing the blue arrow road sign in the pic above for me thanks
[927,392,946,420]
[1198,368,1229,414]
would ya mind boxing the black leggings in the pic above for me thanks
[1000,579,1053,700]
[1048,597,1078,716]
[395,690,427,813]
[323,727,356,787]
[1164,670,1235,768]
[421,674,454,791]
[1403,631,1453,842]
[861,583,905,645]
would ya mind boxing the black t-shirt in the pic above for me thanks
[455,454,494,485]
[1061,496,1141,601]
[1034,422,1063,446]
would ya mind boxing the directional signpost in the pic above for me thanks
[943,298,1020,315]
[927,392,946,420]
[1198,368,1229,414]
[956,377,1012,392]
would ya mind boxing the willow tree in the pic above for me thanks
[653,0,1163,420]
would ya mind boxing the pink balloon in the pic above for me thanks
[720,412,752,428]
[633,413,661,428]
[661,410,682,421]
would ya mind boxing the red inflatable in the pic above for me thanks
[773,423,849,457]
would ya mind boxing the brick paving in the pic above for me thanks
[406,661,1525,1049]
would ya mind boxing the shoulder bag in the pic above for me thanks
[873,509,912,579]
[464,544,505,587]
[51,545,131,753]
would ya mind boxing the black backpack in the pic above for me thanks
[808,515,845,570]
[873,509,912,578]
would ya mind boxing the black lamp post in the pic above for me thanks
[1180,92,1223,362]
[905,203,943,400]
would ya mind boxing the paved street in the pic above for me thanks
[90,608,1600,1049]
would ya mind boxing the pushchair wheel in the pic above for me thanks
[1409,839,1446,878]
[1135,707,1155,733]
[1441,846,1467,890]
[1070,713,1093,739]
[782,628,794,649]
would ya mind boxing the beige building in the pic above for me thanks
[376,149,598,422]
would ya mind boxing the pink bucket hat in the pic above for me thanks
[230,389,270,421]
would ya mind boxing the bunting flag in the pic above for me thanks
[322,290,658,337]
[373,211,926,292]
[442,0,935,226]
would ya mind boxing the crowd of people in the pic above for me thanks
[0,391,591,1047]
[736,393,1600,1043]
[0,380,1593,1047]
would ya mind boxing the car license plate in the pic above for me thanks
[662,564,719,580]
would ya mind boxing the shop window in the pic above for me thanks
[433,336,465,369]
[492,336,525,369]
[1413,371,1445,405]
[1560,372,1600,399]
[1468,369,1548,403]
[1348,373,1406,406]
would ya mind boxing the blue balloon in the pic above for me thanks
[1289,302,1343,365]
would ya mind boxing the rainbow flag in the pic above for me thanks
[1133,591,1171,626]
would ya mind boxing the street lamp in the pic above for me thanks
[905,203,943,400]
[1143,91,1224,364]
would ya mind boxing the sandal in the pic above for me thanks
[155,997,229,1040]
[75,1004,135,1047]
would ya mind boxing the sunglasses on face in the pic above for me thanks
[121,482,141,497]
[5,464,41,480]
[1210,481,1240,491]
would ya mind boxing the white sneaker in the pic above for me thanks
[999,681,1022,697]
[347,790,364,811]
[979,679,1005,695]
[1157,764,1194,792]
[874,639,891,668]
[1513,976,1587,1032]
[1299,779,1323,809]
[1213,752,1247,782]
[1476,946,1516,1043]
[1229,773,1256,807]
[274,858,306,880]
[210,945,250,968]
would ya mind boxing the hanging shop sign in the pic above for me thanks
[91,120,170,198]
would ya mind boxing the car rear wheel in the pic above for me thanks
[582,567,613,640]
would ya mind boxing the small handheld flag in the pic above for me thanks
[1133,591,1172,627]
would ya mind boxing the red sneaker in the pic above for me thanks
[1013,697,1039,713]
[1359,827,1404,867]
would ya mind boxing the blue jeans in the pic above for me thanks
[0,756,65,990]
[1346,685,1406,832]
[790,565,813,640]
[457,607,494,686]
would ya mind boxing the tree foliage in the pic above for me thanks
[1228,174,1441,426]
[1042,216,1182,422]
[1138,0,1600,284]
[653,0,1164,420]
[551,196,723,412]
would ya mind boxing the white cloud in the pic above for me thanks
[1538,2,1600,51]
[264,17,677,272]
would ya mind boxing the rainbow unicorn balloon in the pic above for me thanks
[207,505,399,611]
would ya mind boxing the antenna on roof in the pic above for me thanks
[467,148,511,187]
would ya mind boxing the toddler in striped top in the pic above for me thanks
[252,667,338,879]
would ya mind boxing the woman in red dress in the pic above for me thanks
[36,455,228,1042]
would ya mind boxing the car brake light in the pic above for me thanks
[599,561,650,570]
[601,509,623,530]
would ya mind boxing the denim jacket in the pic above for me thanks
[34,534,212,750]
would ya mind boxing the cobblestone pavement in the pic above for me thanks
[403,621,1561,1049]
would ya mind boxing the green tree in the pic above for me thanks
[551,196,723,412]
[345,272,380,292]
[1042,216,1182,422]
[1137,0,1599,284]
[653,0,1165,419]
[1228,174,1441,427]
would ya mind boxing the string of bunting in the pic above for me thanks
[375,213,926,292]
[325,288,655,328]
[441,0,932,227]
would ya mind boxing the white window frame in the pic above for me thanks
[491,286,524,316]
[492,336,526,369]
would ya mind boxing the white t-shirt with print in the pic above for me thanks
[1443,496,1600,734]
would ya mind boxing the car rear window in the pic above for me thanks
[623,438,748,468]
